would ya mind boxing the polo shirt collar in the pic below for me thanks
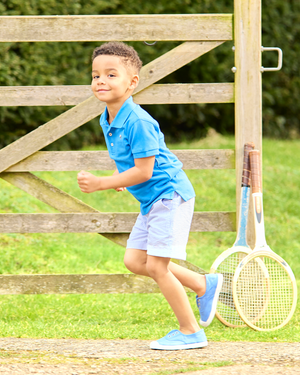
[100,96,137,130]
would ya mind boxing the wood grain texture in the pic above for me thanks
[0,14,233,42]
[0,274,160,295]
[0,41,224,173]
[6,149,235,172]
[0,83,234,106]
[0,212,236,233]
[234,0,262,248]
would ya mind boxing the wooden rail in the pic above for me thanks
[0,83,234,106]
[0,14,232,42]
[0,212,236,233]
[6,149,235,172]
[0,258,207,295]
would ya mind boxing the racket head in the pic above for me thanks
[233,250,298,331]
[210,246,251,327]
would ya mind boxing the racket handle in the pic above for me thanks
[242,142,255,186]
[249,150,262,193]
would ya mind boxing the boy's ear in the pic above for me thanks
[129,74,139,90]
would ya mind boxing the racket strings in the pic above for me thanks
[215,252,248,326]
[235,256,294,330]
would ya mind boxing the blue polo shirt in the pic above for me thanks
[100,96,195,215]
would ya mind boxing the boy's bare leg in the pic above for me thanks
[146,255,200,334]
[124,248,206,297]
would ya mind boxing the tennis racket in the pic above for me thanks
[233,149,298,331]
[210,142,254,327]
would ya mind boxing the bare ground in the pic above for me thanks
[0,338,299,374]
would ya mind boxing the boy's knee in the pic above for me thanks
[123,252,135,272]
[146,258,168,280]
[123,249,146,274]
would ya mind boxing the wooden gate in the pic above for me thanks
[0,1,262,295]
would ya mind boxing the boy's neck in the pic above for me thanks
[106,96,132,124]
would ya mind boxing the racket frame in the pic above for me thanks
[233,150,298,331]
[210,143,254,327]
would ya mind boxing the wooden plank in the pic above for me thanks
[0,274,161,295]
[0,269,208,294]
[134,83,234,105]
[0,41,224,173]
[0,83,234,106]
[0,85,93,106]
[6,149,235,172]
[0,15,233,42]
[234,0,262,248]
[0,212,236,233]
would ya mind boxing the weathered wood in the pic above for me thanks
[134,83,234,105]
[0,274,160,295]
[6,149,235,172]
[234,0,262,248]
[0,14,233,42]
[0,85,93,106]
[0,83,234,106]
[0,41,224,173]
[0,270,210,295]
[0,171,129,248]
[0,212,236,233]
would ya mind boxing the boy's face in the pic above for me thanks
[91,55,138,106]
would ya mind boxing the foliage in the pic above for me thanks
[0,0,299,149]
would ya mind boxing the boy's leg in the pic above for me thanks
[145,255,200,335]
[125,248,223,328]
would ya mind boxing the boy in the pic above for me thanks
[77,42,223,350]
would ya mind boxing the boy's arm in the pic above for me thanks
[77,156,155,193]
[113,169,126,192]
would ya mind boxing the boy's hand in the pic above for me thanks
[77,170,100,193]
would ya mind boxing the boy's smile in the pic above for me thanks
[91,55,139,117]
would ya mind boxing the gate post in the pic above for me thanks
[234,0,262,247]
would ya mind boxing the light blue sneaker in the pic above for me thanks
[196,273,223,327]
[150,329,208,350]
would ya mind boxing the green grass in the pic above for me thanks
[0,135,299,341]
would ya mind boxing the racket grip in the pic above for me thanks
[242,142,255,186]
[249,150,262,193]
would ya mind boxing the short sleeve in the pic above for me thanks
[126,119,160,159]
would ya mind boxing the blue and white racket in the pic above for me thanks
[210,142,254,327]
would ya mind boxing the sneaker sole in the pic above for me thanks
[200,274,224,327]
[150,341,208,350]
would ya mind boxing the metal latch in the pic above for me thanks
[261,46,283,73]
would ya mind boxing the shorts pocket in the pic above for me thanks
[160,198,172,210]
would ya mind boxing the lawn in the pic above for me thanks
[0,135,299,342]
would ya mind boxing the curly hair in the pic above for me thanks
[92,42,142,74]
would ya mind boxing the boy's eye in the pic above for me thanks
[92,75,99,79]
[108,74,115,78]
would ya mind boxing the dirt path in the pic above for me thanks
[0,338,299,374]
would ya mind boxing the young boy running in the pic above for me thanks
[77,42,223,350]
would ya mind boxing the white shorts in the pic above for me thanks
[127,192,195,260]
